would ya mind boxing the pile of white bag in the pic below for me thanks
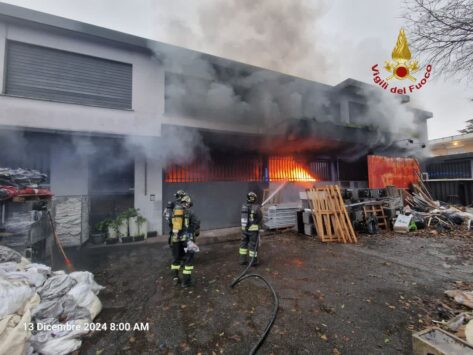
[0,246,104,355]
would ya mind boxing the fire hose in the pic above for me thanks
[47,211,75,272]
[229,233,279,355]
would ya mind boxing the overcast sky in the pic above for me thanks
[2,0,472,140]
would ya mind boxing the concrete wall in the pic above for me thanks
[48,140,90,245]
[135,156,163,234]
[53,196,89,247]
[430,140,473,156]
[0,20,162,137]
[50,144,89,196]
[0,23,5,90]
[163,181,266,231]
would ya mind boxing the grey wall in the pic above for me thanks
[0,20,162,137]
[163,181,266,231]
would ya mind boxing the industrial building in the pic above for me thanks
[0,3,432,246]
[423,133,473,206]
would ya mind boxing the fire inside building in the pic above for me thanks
[0,3,431,247]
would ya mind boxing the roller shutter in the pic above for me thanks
[5,41,132,110]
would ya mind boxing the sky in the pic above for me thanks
[2,0,472,140]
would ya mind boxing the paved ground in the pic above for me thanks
[73,232,473,355]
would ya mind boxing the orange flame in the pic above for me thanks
[269,156,317,182]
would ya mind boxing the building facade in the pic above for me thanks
[0,3,432,245]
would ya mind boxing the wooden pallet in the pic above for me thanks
[363,203,389,230]
[306,185,357,243]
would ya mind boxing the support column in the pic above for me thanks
[134,155,163,235]
[50,141,90,246]
[0,23,7,92]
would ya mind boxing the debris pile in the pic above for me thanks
[426,283,473,347]
[0,167,52,201]
[403,179,473,234]
[0,246,104,354]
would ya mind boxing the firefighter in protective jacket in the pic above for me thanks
[164,190,187,245]
[170,194,200,287]
[240,192,263,265]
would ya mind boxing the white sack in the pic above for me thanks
[0,278,35,318]
[67,284,103,319]
[0,293,40,355]
[38,274,76,300]
[31,318,89,355]
[4,270,47,288]
[69,271,104,295]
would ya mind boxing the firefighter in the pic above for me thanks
[164,190,187,224]
[240,192,263,266]
[170,194,200,287]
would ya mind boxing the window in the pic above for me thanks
[5,41,132,110]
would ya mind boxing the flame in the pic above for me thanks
[269,156,317,182]
[391,28,412,62]
[164,158,263,182]
[164,156,317,183]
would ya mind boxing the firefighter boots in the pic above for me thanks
[172,269,180,285]
[239,254,248,265]
[181,274,192,288]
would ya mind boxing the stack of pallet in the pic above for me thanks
[363,203,389,230]
[264,202,299,230]
[306,185,358,243]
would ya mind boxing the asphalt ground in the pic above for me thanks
[75,231,473,354]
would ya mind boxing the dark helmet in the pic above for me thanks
[247,192,257,203]
[181,195,192,209]
[174,190,186,201]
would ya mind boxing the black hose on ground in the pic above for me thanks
[230,234,279,355]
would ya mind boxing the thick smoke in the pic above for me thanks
[125,126,209,167]
[156,0,331,82]
[159,46,335,129]
[0,1,428,179]
[145,0,427,164]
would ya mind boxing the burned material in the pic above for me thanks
[0,167,53,260]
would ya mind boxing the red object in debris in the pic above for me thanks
[0,186,19,200]
[17,187,53,198]
[0,186,53,201]
[368,155,420,189]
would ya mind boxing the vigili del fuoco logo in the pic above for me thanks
[371,28,432,94]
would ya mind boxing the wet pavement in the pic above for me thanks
[74,232,473,355]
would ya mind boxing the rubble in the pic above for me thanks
[404,178,473,233]
[0,245,104,354]
[0,167,47,187]
[445,290,473,309]
[0,167,52,201]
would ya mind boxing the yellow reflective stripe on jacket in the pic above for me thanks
[239,248,248,255]
[248,224,259,231]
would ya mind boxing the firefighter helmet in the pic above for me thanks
[181,195,192,209]
[247,192,257,203]
[174,190,186,201]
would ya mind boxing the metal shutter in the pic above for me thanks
[5,41,132,110]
